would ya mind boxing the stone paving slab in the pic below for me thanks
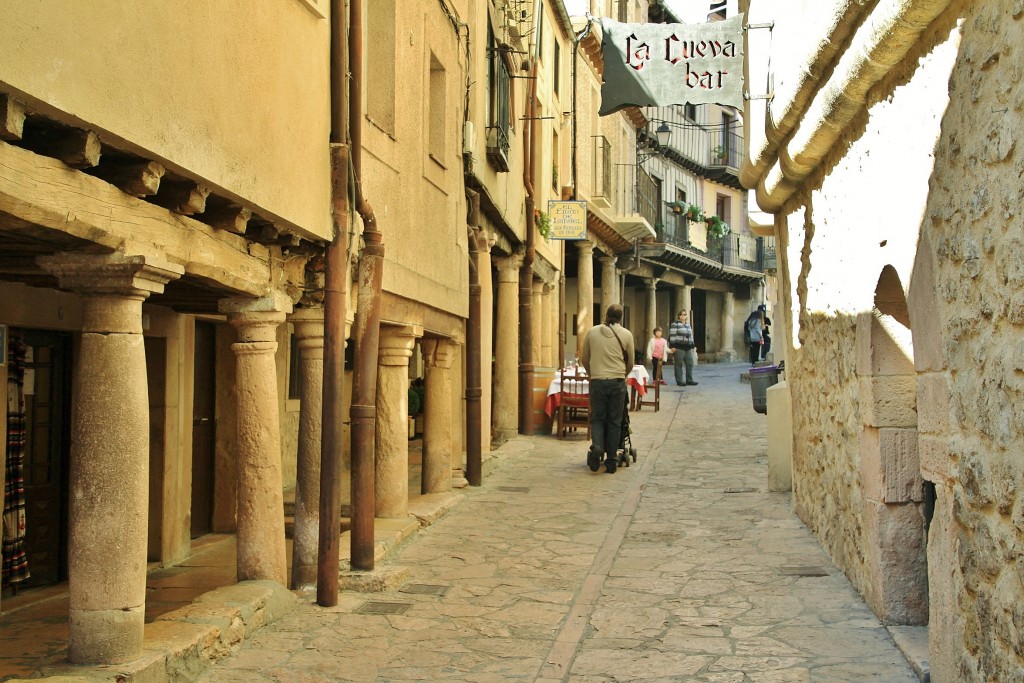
[197,363,920,682]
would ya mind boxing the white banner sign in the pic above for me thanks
[599,15,745,116]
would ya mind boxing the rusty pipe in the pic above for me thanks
[317,0,350,607]
[518,60,539,435]
[348,0,384,572]
[465,191,483,486]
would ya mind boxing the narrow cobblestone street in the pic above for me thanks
[199,363,918,682]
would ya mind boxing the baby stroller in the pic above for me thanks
[617,394,638,468]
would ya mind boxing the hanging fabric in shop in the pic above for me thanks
[3,335,30,587]
[599,14,745,116]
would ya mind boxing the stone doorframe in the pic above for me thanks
[855,266,927,625]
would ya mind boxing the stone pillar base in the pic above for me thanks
[69,606,145,664]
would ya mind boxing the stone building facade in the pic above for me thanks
[744,0,1024,680]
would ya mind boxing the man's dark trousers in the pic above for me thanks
[589,378,627,464]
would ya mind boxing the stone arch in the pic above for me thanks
[855,266,928,624]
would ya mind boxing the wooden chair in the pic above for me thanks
[556,370,591,439]
[638,360,662,412]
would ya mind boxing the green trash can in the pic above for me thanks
[749,365,781,414]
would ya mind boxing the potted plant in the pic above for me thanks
[408,382,425,438]
[711,145,729,164]
[685,204,705,223]
[535,210,552,241]
[706,214,731,238]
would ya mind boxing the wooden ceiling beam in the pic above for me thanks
[0,95,26,141]
[93,160,165,197]
[33,128,102,169]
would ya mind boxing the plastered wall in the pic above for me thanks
[0,1,332,240]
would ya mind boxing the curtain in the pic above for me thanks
[3,336,30,586]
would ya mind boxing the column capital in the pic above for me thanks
[575,240,594,256]
[422,338,457,370]
[289,306,325,338]
[38,252,184,334]
[220,291,293,316]
[494,254,523,274]
[599,253,617,264]
[646,277,660,290]
[38,251,184,298]
[379,323,423,366]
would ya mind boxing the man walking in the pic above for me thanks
[580,304,635,474]
[668,309,698,387]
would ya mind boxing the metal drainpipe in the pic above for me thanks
[518,59,538,436]
[348,0,384,572]
[465,190,483,486]
[317,0,350,608]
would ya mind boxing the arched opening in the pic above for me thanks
[855,266,928,625]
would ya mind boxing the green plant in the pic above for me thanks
[706,214,731,238]
[536,211,552,240]
[712,145,728,162]
[408,384,424,415]
[685,203,705,223]
[552,163,558,189]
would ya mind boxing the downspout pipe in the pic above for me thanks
[348,0,384,572]
[518,57,539,435]
[317,0,350,608]
[465,191,483,486]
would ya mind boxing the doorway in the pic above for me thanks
[691,290,707,353]
[190,321,216,538]
[10,329,72,589]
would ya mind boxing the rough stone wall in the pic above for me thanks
[918,1,1024,678]
[778,9,960,632]
[788,312,870,592]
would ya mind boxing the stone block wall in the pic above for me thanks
[789,313,871,592]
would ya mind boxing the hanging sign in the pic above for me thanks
[548,200,588,240]
[599,14,745,116]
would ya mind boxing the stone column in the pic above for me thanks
[599,253,617,317]
[575,241,594,359]
[421,338,456,494]
[722,290,735,358]
[645,278,659,343]
[39,252,182,664]
[289,307,324,589]
[376,324,421,517]
[493,255,521,443]
[682,284,693,315]
[532,280,544,369]
[541,282,555,367]
[221,294,292,586]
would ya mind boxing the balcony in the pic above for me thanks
[643,224,765,283]
[486,125,510,173]
[638,113,745,190]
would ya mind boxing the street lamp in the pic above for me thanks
[637,121,672,165]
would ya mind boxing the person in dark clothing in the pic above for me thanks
[744,308,764,365]
[758,304,772,360]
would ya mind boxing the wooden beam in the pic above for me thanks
[1,95,27,141]
[34,128,102,169]
[203,204,251,234]
[0,139,272,296]
[93,160,165,197]
[153,180,211,215]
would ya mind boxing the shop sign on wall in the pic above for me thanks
[548,200,588,240]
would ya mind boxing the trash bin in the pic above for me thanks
[749,365,781,414]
